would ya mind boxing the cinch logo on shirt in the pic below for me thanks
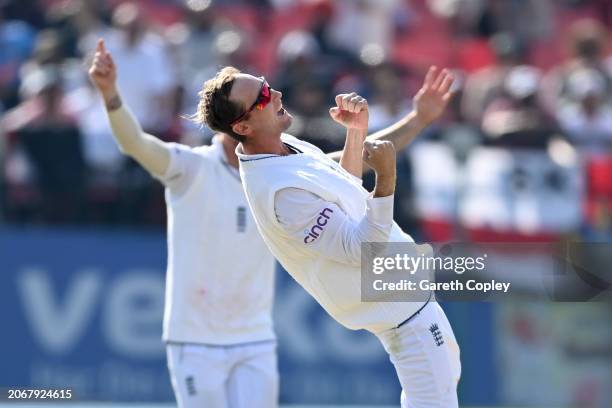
[303,208,334,243]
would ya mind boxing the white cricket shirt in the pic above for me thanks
[158,136,276,345]
[238,134,428,334]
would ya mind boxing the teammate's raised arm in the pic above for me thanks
[88,39,171,177]
[327,67,455,166]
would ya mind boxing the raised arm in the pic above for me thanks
[329,92,369,178]
[275,140,396,266]
[327,67,455,164]
[88,39,170,177]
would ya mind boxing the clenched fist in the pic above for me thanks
[329,92,368,131]
[88,39,118,100]
[363,140,396,197]
[363,139,396,176]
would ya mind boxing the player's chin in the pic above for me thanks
[278,110,293,131]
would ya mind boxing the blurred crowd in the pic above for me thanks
[0,0,611,240]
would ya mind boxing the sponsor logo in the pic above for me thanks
[303,208,334,243]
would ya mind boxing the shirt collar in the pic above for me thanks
[212,134,241,177]
[236,140,302,163]
[235,144,279,162]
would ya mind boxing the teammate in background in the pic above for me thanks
[196,66,460,407]
[88,40,277,408]
[88,38,454,407]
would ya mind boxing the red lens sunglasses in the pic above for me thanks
[230,77,272,126]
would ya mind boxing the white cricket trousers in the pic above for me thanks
[376,302,461,408]
[166,341,278,408]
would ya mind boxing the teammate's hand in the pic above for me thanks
[363,140,396,177]
[329,92,368,131]
[413,66,455,126]
[88,39,118,99]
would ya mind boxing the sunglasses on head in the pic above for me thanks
[230,77,272,126]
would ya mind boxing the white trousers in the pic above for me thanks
[166,341,279,408]
[377,302,461,408]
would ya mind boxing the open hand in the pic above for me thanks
[413,66,455,126]
[329,92,369,131]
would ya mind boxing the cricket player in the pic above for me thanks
[195,66,461,407]
[88,40,278,408]
[88,38,452,407]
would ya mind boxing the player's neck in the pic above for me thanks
[241,133,289,156]
[220,133,240,169]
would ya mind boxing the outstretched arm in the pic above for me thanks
[327,67,454,164]
[88,39,171,177]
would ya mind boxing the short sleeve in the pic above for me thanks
[156,143,203,196]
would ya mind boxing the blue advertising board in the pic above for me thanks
[0,227,497,405]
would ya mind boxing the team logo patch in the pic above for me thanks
[186,376,197,396]
[237,206,247,232]
[429,323,444,347]
[303,208,334,243]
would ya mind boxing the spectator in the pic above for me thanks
[19,28,88,96]
[427,0,553,40]
[0,0,45,29]
[541,19,612,115]
[368,64,413,132]
[4,67,86,223]
[461,32,524,124]
[274,30,334,107]
[481,65,560,148]
[0,4,36,110]
[284,78,344,153]
[326,0,410,58]
[169,3,219,123]
[487,0,553,41]
[104,2,176,136]
[556,68,612,151]
[427,0,488,37]
[61,0,114,59]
